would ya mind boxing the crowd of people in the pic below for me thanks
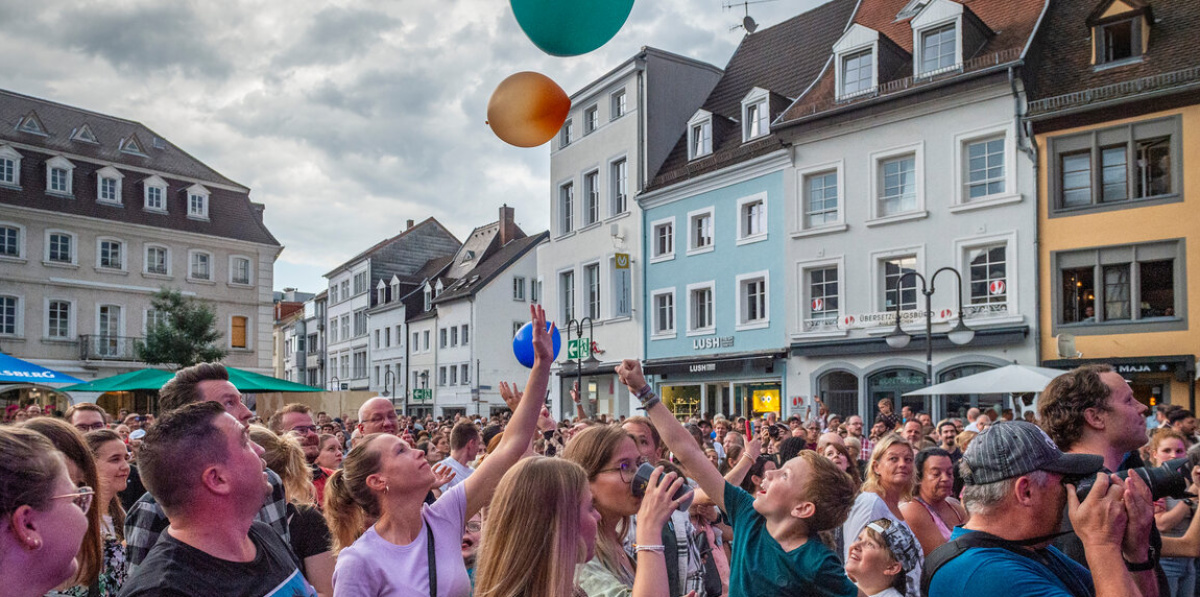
[2,308,1199,597]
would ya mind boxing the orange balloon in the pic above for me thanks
[487,72,571,148]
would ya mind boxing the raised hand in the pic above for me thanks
[529,304,554,364]
[499,381,521,411]
[615,359,648,393]
[431,461,457,489]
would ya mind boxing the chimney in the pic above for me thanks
[406,219,415,230]
[499,204,516,246]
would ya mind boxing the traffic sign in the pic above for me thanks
[615,253,630,269]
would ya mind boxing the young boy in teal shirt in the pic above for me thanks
[616,360,858,597]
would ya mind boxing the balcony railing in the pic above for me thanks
[79,335,141,361]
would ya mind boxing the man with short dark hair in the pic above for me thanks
[926,421,1154,597]
[120,402,317,597]
[66,402,108,432]
[124,362,289,571]
[441,420,481,488]
[269,403,333,503]
[1167,409,1197,445]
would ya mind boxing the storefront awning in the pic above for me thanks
[642,349,786,377]
[790,325,1029,357]
[1041,354,1196,383]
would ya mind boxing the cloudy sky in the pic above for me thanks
[0,0,827,293]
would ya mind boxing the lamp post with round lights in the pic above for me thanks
[884,267,976,392]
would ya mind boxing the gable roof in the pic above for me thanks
[0,88,242,189]
[323,217,459,279]
[646,0,858,191]
[776,0,1046,127]
[432,232,549,304]
[1026,0,1199,123]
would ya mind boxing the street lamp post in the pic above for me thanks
[419,370,429,418]
[382,369,396,410]
[885,267,976,391]
[328,376,340,392]
[564,317,602,418]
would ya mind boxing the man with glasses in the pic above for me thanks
[269,403,332,504]
[65,403,108,432]
[120,402,317,597]
[356,396,399,436]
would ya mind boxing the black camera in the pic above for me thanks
[631,463,694,511]
[1068,455,1197,502]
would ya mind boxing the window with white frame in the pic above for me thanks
[353,271,368,295]
[231,257,251,285]
[144,177,166,211]
[919,23,957,74]
[145,245,169,275]
[187,185,209,219]
[610,159,627,215]
[330,284,339,303]
[461,364,469,385]
[46,156,74,195]
[688,283,715,333]
[560,119,574,147]
[651,219,674,260]
[353,310,366,337]
[964,137,1006,200]
[440,327,447,348]
[688,111,713,159]
[0,145,21,186]
[878,154,917,216]
[190,251,212,280]
[584,105,598,134]
[96,166,123,204]
[413,332,419,351]
[737,272,769,328]
[841,49,874,97]
[583,170,599,226]
[47,231,73,264]
[531,279,541,304]
[611,89,626,119]
[804,170,839,227]
[352,350,367,377]
[559,182,574,234]
[560,270,575,323]
[47,300,70,339]
[739,195,767,241]
[439,366,447,386]
[341,315,350,339]
[689,208,713,252]
[449,364,457,385]
[882,256,918,311]
[461,324,469,345]
[806,266,840,332]
[98,239,124,270]
[585,262,600,319]
[450,326,458,346]
[0,224,18,258]
[652,289,675,336]
[741,88,770,141]
[0,295,19,335]
[967,244,1007,306]
[146,308,168,331]
[512,321,524,338]
[341,280,350,299]
[513,276,526,301]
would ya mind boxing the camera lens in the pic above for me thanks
[1072,457,1191,502]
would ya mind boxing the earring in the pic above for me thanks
[385,484,390,493]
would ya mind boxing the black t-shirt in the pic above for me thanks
[118,521,317,597]
[287,503,332,575]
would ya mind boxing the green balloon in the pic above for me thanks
[511,0,636,57]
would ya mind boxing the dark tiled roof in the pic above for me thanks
[0,89,242,188]
[432,231,549,304]
[323,218,458,279]
[778,0,1045,125]
[646,0,858,191]
[0,89,279,246]
[1026,0,1200,118]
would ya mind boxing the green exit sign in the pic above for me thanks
[412,389,432,401]
[567,337,591,359]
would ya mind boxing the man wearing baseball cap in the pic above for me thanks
[925,421,1157,597]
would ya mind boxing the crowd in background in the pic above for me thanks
[3,309,1200,597]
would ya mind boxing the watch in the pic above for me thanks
[1125,545,1159,572]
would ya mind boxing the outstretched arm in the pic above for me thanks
[465,305,552,517]
[616,358,729,512]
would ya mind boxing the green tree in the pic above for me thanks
[136,288,227,370]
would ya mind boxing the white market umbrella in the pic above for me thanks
[903,364,1065,396]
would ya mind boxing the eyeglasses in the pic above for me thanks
[465,520,482,533]
[52,486,95,515]
[599,459,646,484]
[75,423,107,432]
[289,425,319,435]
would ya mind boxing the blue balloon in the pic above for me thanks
[512,321,561,368]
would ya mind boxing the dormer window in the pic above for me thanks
[376,280,387,304]
[45,156,74,196]
[143,175,168,212]
[186,184,209,219]
[71,125,98,144]
[0,145,22,187]
[688,110,713,160]
[423,284,432,311]
[96,166,123,204]
[1086,0,1151,67]
[741,87,770,142]
[18,112,46,136]
[841,50,874,96]
[120,134,147,156]
[919,24,957,73]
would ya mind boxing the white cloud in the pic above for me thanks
[0,0,830,292]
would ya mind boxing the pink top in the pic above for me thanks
[913,496,952,541]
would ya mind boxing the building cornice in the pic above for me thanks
[636,150,789,209]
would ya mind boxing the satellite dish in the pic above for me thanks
[743,15,758,33]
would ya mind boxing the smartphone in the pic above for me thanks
[630,463,694,511]
[745,420,754,438]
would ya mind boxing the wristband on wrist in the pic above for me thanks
[634,544,665,553]
[1124,545,1158,571]
[638,394,661,411]
[635,385,653,401]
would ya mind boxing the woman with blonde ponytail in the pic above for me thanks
[473,457,598,597]
[328,306,555,597]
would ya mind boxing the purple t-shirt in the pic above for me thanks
[332,482,470,597]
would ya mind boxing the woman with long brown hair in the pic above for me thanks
[21,417,102,595]
[80,429,131,596]
[562,424,689,597]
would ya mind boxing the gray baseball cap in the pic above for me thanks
[960,421,1103,485]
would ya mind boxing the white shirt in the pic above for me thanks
[439,455,474,488]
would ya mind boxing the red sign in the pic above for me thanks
[990,280,1006,295]
[843,315,856,326]
[812,298,824,311]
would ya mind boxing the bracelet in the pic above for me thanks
[1124,545,1158,572]
[638,394,661,411]
[634,544,665,553]
[635,385,654,401]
